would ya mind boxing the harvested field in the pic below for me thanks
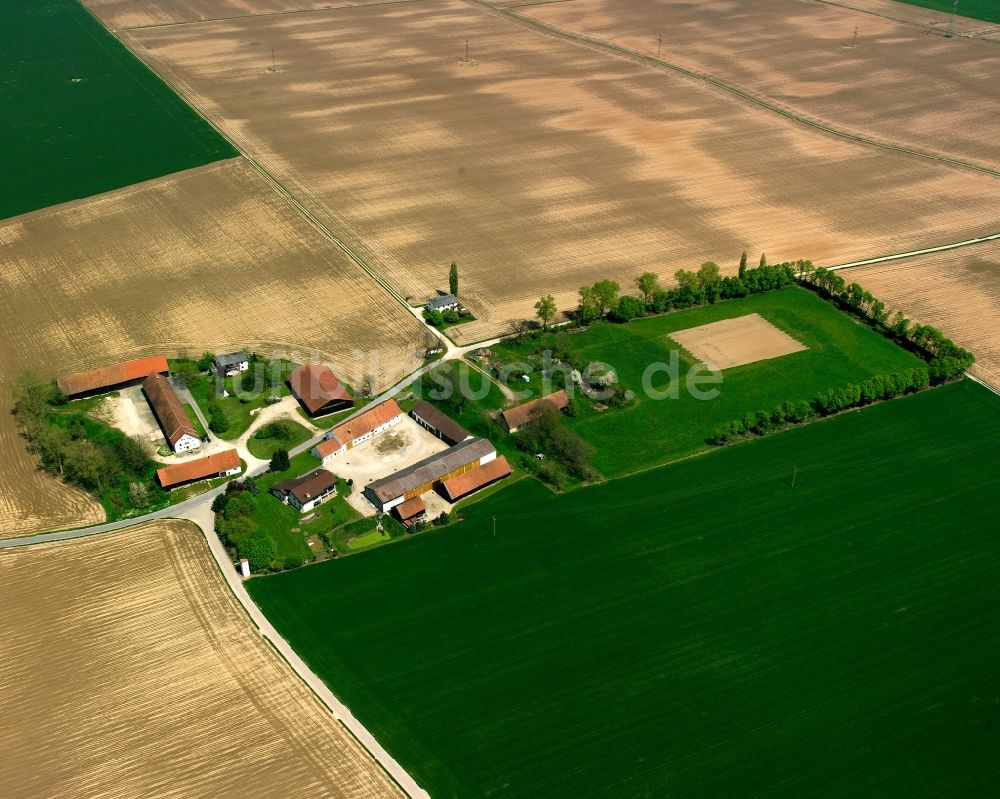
[0,159,424,537]
[851,240,1000,389]
[117,0,1000,343]
[668,312,806,370]
[520,0,1000,172]
[0,521,403,799]
[85,0,413,31]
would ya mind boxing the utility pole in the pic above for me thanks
[492,516,496,536]
[851,26,858,48]
[791,467,798,488]
[657,34,662,58]
[946,0,959,38]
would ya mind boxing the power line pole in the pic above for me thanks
[851,26,858,48]
[492,516,496,536]
[791,466,798,488]
[946,0,959,38]
[657,34,662,58]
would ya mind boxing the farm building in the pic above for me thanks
[500,390,570,433]
[312,399,403,461]
[425,294,459,312]
[364,437,496,513]
[142,373,201,453]
[441,455,512,503]
[56,355,169,398]
[410,400,470,446]
[270,468,337,513]
[214,351,249,377]
[156,449,241,489]
[394,496,427,528]
[288,363,353,416]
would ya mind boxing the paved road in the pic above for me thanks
[827,232,1000,272]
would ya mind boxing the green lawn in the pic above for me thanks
[894,0,1000,24]
[246,420,313,460]
[182,403,207,440]
[494,286,924,476]
[249,379,1000,798]
[253,452,354,564]
[2,0,236,220]
[182,358,298,440]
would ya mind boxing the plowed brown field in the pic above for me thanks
[851,242,1000,389]
[0,522,403,799]
[86,0,414,31]
[521,0,1000,172]
[0,159,424,536]
[114,0,1000,343]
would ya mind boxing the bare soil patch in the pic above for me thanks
[0,159,423,536]
[119,0,1000,344]
[668,312,807,370]
[522,0,1000,172]
[0,521,403,798]
[851,241,1000,389]
[331,416,449,515]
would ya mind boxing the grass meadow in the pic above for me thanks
[897,0,1000,24]
[249,379,1000,798]
[495,286,924,476]
[2,0,235,219]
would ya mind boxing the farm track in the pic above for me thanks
[471,0,1000,180]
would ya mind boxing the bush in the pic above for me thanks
[254,420,294,440]
[241,532,276,573]
[197,352,214,371]
[269,449,290,472]
[609,295,644,323]
[443,309,460,324]
[127,481,149,509]
[424,309,444,326]
[283,555,304,570]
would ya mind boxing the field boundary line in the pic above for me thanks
[468,0,1000,179]
[826,232,1000,271]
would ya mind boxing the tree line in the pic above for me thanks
[212,478,287,572]
[710,367,931,445]
[532,252,804,329]
[11,372,161,514]
[800,266,974,383]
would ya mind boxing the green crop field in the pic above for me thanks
[249,379,1000,798]
[1,0,236,220]
[494,286,924,476]
[896,0,1000,24]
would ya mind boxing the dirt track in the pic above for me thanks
[115,0,1000,343]
[0,521,404,799]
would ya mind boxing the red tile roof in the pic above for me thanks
[288,363,353,414]
[57,356,168,397]
[441,456,512,502]
[156,449,240,488]
[395,495,426,521]
[331,399,402,445]
[143,373,199,446]
[314,437,345,458]
[500,390,569,431]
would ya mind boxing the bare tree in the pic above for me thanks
[506,318,530,343]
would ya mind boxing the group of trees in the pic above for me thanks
[536,254,803,329]
[710,367,931,445]
[212,478,284,572]
[514,405,596,488]
[12,372,160,513]
[802,267,974,383]
[254,420,295,441]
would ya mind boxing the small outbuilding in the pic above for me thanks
[394,496,427,528]
[270,468,337,513]
[499,390,570,434]
[425,294,459,313]
[288,363,354,416]
[214,351,249,378]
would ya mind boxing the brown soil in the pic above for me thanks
[0,159,424,536]
[521,0,1000,172]
[0,522,403,798]
[851,241,1000,389]
[116,0,1000,344]
[668,312,807,370]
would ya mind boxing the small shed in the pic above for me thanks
[395,496,427,527]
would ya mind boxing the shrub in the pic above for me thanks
[269,449,290,472]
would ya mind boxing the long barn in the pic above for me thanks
[364,437,496,513]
